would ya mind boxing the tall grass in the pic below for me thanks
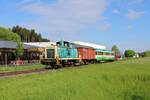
[0,64,46,73]
[0,57,150,100]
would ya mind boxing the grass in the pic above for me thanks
[0,57,150,100]
[0,64,46,73]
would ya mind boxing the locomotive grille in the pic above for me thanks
[47,49,55,58]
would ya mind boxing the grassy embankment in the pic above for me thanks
[0,64,46,73]
[0,58,150,100]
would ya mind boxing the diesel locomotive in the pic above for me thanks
[41,40,115,68]
[41,40,79,68]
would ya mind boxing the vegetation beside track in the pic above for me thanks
[0,64,46,73]
[0,58,150,100]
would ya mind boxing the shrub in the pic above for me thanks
[124,50,136,57]
[0,26,23,57]
[144,51,150,57]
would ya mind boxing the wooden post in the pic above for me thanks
[5,53,7,66]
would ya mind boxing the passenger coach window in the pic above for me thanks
[106,53,110,55]
[99,52,103,55]
[96,52,98,55]
[96,51,103,55]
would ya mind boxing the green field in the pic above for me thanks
[0,58,150,100]
[0,64,46,73]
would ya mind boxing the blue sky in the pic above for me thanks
[0,0,150,52]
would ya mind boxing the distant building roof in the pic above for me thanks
[73,41,106,50]
[23,44,40,49]
[23,42,56,48]
[0,41,46,49]
[0,41,18,49]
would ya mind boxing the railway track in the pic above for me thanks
[0,68,51,78]
[0,66,76,78]
[0,61,113,78]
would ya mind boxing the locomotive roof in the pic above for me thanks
[56,41,70,43]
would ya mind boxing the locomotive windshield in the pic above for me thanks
[47,49,55,58]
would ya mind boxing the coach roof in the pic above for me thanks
[73,41,106,50]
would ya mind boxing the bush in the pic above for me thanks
[144,51,150,57]
[138,52,145,57]
[124,50,136,57]
[0,26,23,57]
[111,45,120,56]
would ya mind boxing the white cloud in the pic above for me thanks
[126,9,145,19]
[112,9,120,14]
[128,0,144,5]
[96,22,111,32]
[19,0,110,38]
[127,25,133,30]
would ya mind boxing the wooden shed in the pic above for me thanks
[0,41,43,65]
[0,41,17,65]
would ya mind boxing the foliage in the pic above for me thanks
[15,44,24,58]
[0,64,46,73]
[0,26,20,42]
[138,51,150,57]
[111,45,120,56]
[0,26,23,57]
[0,58,150,100]
[138,52,145,57]
[12,25,50,42]
[143,51,150,57]
[124,50,136,57]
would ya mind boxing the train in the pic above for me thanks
[41,40,115,68]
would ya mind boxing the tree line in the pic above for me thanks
[1,25,150,58]
[11,25,50,42]
[138,51,150,57]
[111,45,150,58]
[124,50,150,57]
[0,25,50,57]
[0,26,20,42]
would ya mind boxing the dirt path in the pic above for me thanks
[0,63,101,78]
[0,68,50,78]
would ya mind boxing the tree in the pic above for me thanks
[0,26,24,58]
[30,29,35,42]
[124,50,136,57]
[144,50,150,57]
[15,43,24,58]
[111,45,120,56]
[12,25,22,39]
[37,33,42,42]
[138,52,145,57]
[11,25,50,42]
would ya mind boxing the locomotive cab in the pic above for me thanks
[42,40,79,68]
[41,45,57,66]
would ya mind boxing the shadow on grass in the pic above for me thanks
[124,91,145,100]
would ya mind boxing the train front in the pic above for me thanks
[41,45,57,66]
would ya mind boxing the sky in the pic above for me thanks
[0,0,150,52]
